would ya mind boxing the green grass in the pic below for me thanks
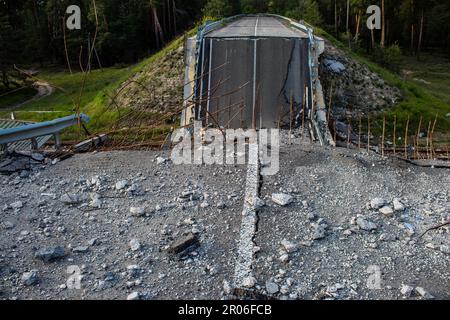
[0,86,37,108]
[316,28,450,142]
[0,30,194,141]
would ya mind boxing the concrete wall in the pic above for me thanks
[196,37,311,129]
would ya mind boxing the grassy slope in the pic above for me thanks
[316,28,450,142]
[0,86,37,108]
[0,32,190,141]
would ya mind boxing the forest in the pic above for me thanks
[1,0,449,90]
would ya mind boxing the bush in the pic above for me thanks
[372,44,402,73]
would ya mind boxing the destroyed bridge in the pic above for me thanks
[182,14,334,146]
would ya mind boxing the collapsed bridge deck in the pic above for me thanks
[195,16,312,130]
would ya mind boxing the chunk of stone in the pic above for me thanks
[393,198,405,211]
[272,193,293,206]
[130,207,145,217]
[31,153,45,162]
[357,217,377,231]
[21,270,39,286]
[72,246,89,253]
[403,223,415,236]
[200,202,210,209]
[279,253,289,263]
[127,183,144,195]
[89,193,102,208]
[60,194,81,205]
[281,240,299,253]
[127,292,141,300]
[400,284,414,298]
[156,157,167,165]
[115,180,128,190]
[35,246,66,262]
[167,233,199,255]
[242,276,256,288]
[127,265,141,277]
[247,197,265,210]
[3,221,15,229]
[323,59,346,73]
[129,239,141,252]
[379,206,394,216]
[216,202,226,209]
[266,280,279,295]
[10,201,24,209]
[370,198,386,209]
[415,287,434,300]
[312,225,327,240]
[439,245,450,255]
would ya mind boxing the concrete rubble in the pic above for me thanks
[0,145,448,300]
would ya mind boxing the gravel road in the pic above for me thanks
[0,140,448,300]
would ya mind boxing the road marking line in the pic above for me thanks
[254,16,259,37]
[234,142,260,288]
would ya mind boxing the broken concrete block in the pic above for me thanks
[74,134,108,152]
[21,270,39,286]
[35,246,66,262]
[379,206,394,216]
[393,198,405,211]
[370,198,386,210]
[130,207,145,217]
[357,217,377,231]
[281,240,299,253]
[167,233,199,255]
[272,193,293,206]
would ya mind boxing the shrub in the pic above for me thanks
[372,44,402,73]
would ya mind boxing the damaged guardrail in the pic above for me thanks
[0,114,90,151]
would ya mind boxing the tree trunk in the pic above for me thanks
[411,24,415,55]
[380,0,385,48]
[172,0,177,34]
[386,19,389,44]
[417,10,424,59]
[346,0,350,48]
[355,12,361,42]
[371,28,375,50]
[153,7,164,48]
[335,0,338,36]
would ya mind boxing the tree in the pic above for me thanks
[203,0,235,18]
[380,0,385,48]
[149,0,164,48]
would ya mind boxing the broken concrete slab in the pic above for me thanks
[0,157,30,174]
[323,59,346,74]
[167,233,199,255]
[34,246,66,262]
[74,134,108,152]
[271,193,293,206]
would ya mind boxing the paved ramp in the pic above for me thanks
[207,16,308,38]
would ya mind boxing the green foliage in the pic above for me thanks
[316,27,450,135]
[372,44,402,73]
[203,0,238,18]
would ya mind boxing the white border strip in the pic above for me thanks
[234,142,260,288]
